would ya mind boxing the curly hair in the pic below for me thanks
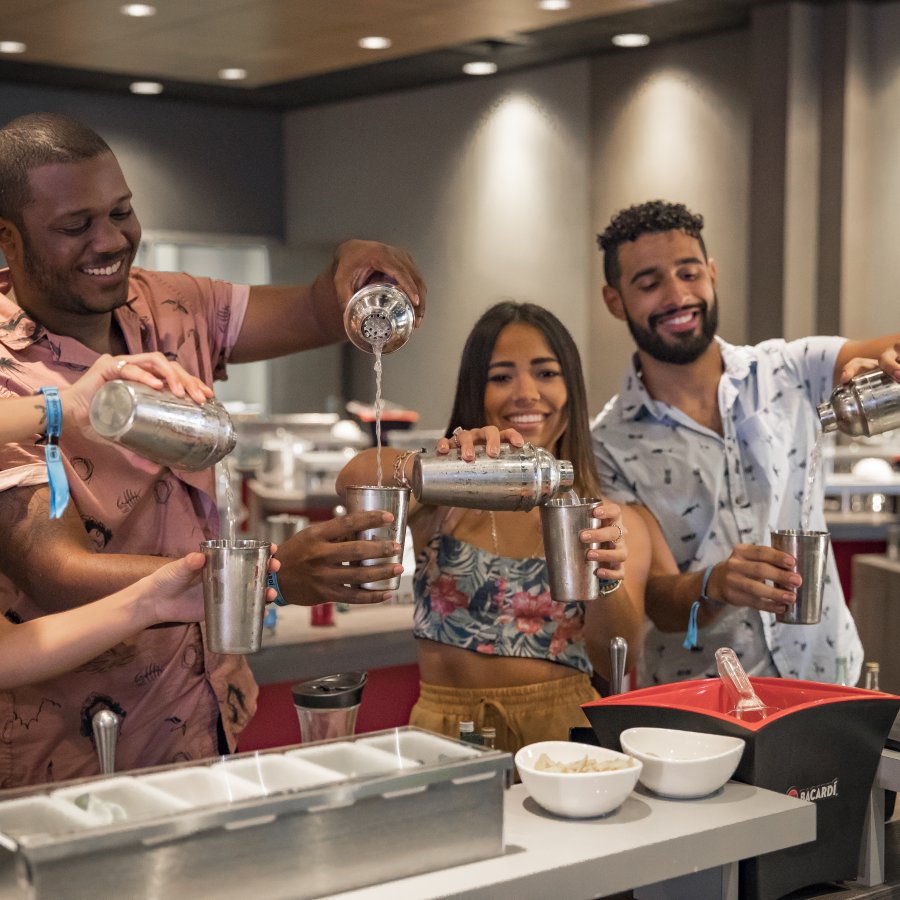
[0,113,112,228]
[597,200,706,288]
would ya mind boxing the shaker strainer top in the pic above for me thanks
[343,282,414,354]
[360,309,394,344]
[291,671,368,709]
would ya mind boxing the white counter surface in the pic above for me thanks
[329,780,815,900]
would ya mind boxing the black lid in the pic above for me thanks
[291,671,368,709]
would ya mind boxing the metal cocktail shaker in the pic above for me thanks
[89,380,235,471]
[817,370,900,437]
[411,443,574,511]
[343,282,415,354]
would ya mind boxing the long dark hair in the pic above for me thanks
[446,302,602,498]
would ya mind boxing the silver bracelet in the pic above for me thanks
[598,578,623,595]
[393,450,416,488]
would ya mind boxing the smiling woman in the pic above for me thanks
[335,301,652,755]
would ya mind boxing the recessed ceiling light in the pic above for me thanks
[218,68,247,81]
[358,36,392,50]
[462,61,498,76]
[538,0,570,10]
[129,81,164,95]
[0,41,26,54]
[612,33,651,48]
[121,3,156,16]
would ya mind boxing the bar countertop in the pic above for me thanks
[247,603,416,685]
[327,780,815,900]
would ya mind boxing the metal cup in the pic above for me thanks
[771,529,830,625]
[200,539,272,653]
[90,380,235,471]
[344,485,410,591]
[540,497,603,602]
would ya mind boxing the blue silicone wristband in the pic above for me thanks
[38,387,69,519]
[267,570,286,606]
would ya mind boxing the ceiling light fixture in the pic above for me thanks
[129,81,164,95]
[462,61,498,76]
[0,41,26,54]
[538,0,570,10]
[358,36,392,50]
[121,3,156,16]
[218,68,247,81]
[611,33,651,48]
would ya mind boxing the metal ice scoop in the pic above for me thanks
[609,637,628,695]
[715,647,774,721]
[92,708,120,775]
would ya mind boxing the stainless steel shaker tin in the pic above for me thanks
[343,282,415,354]
[411,443,574,511]
[817,369,900,436]
[89,380,236,471]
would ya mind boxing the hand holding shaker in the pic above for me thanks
[343,283,415,354]
[412,443,574,511]
[771,529,830,624]
[200,539,272,653]
[817,369,900,437]
[90,380,235,471]
[344,486,410,591]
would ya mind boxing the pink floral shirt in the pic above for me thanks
[0,268,256,788]
[413,532,592,674]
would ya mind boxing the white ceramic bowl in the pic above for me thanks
[618,727,745,799]
[514,740,641,818]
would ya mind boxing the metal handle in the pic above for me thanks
[92,708,120,776]
[609,637,627,695]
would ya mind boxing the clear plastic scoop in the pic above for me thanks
[715,647,777,721]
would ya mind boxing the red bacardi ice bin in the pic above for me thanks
[582,677,900,900]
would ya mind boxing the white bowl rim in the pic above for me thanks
[515,740,637,776]
[619,727,745,764]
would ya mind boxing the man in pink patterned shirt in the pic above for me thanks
[0,112,426,787]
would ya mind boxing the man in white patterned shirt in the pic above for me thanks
[591,200,900,687]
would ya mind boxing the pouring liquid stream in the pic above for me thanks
[801,432,824,532]
[373,341,385,487]
[217,459,237,542]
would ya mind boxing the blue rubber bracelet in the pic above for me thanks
[38,387,69,519]
[683,565,721,650]
[267,570,286,606]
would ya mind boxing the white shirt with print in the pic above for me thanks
[591,336,862,687]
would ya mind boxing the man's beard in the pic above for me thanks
[21,230,132,317]
[624,295,719,365]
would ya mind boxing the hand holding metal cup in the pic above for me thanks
[200,539,274,654]
[770,529,830,624]
[343,485,411,592]
[540,497,626,602]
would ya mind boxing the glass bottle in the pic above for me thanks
[864,661,881,691]
[480,726,497,750]
[458,720,483,746]
[834,655,850,686]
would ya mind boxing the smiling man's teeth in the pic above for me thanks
[83,260,123,276]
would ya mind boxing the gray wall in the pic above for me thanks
[589,27,751,402]
[0,84,283,236]
[283,61,592,428]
